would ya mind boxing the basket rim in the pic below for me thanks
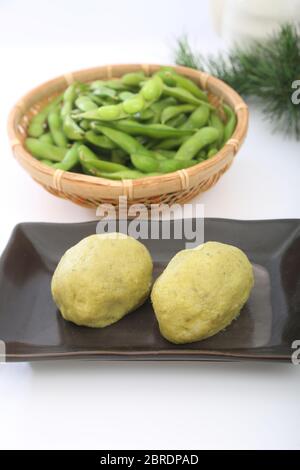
[7,63,248,194]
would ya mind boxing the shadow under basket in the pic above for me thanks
[8,64,248,209]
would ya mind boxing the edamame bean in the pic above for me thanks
[78,145,128,172]
[182,105,210,130]
[210,112,225,147]
[163,86,214,109]
[223,104,237,142]
[167,113,187,128]
[61,83,78,118]
[63,115,84,140]
[131,153,159,173]
[48,109,68,147]
[159,69,208,102]
[85,130,117,149]
[25,138,67,161]
[107,120,194,139]
[158,159,197,173]
[161,104,195,124]
[38,132,54,145]
[175,127,220,160]
[53,142,81,171]
[75,96,98,112]
[141,75,163,102]
[79,104,126,121]
[122,94,145,114]
[121,72,145,87]
[27,94,62,137]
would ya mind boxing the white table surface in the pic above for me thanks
[0,0,299,450]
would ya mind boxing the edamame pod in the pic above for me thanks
[223,104,237,142]
[160,69,208,102]
[161,104,195,124]
[175,127,220,160]
[163,86,214,109]
[75,96,98,112]
[85,131,117,149]
[182,105,210,130]
[53,142,81,171]
[27,94,62,137]
[108,120,194,139]
[78,145,128,173]
[122,94,145,114]
[38,132,54,145]
[63,115,84,140]
[48,109,68,147]
[121,72,146,87]
[141,75,164,102]
[25,138,67,161]
[130,153,159,173]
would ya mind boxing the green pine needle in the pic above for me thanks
[174,24,300,139]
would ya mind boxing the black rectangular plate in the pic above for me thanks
[0,219,299,362]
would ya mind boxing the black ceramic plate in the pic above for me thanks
[0,219,299,362]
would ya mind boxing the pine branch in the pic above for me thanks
[174,24,300,139]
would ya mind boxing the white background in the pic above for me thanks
[0,0,299,450]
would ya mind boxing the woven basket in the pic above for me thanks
[8,64,248,209]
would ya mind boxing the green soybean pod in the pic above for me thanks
[150,97,177,123]
[111,149,129,164]
[163,86,214,109]
[80,104,126,121]
[53,142,81,171]
[63,115,84,140]
[94,125,141,154]
[40,159,54,166]
[92,86,117,99]
[38,132,54,145]
[118,91,135,101]
[122,94,145,114]
[154,149,176,159]
[25,138,67,161]
[181,105,210,130]
[166,70,208,102]
[161,104,195,124]
[78,145,128,173]
[166,113,187,128]
[175,127,220,161]
[61,83,78,119]
[48,109,68,147]
[85,130,117,149]
[75,96,98,112]
[223,104,237,142]
[27,94,62,137]
[79,119,91,130]
[111,120,193,139]
[135,108,155,121]
[155,136,187,150]
[158,159,197,173]
[210,112,225,146]
[130,153,159,173]
[121,72,146,86]
[141,75,164,102]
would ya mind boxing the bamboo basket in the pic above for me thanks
[8,64,248,209]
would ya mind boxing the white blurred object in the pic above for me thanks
[210,0,300,44]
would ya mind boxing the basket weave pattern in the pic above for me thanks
[8,64,248,209]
